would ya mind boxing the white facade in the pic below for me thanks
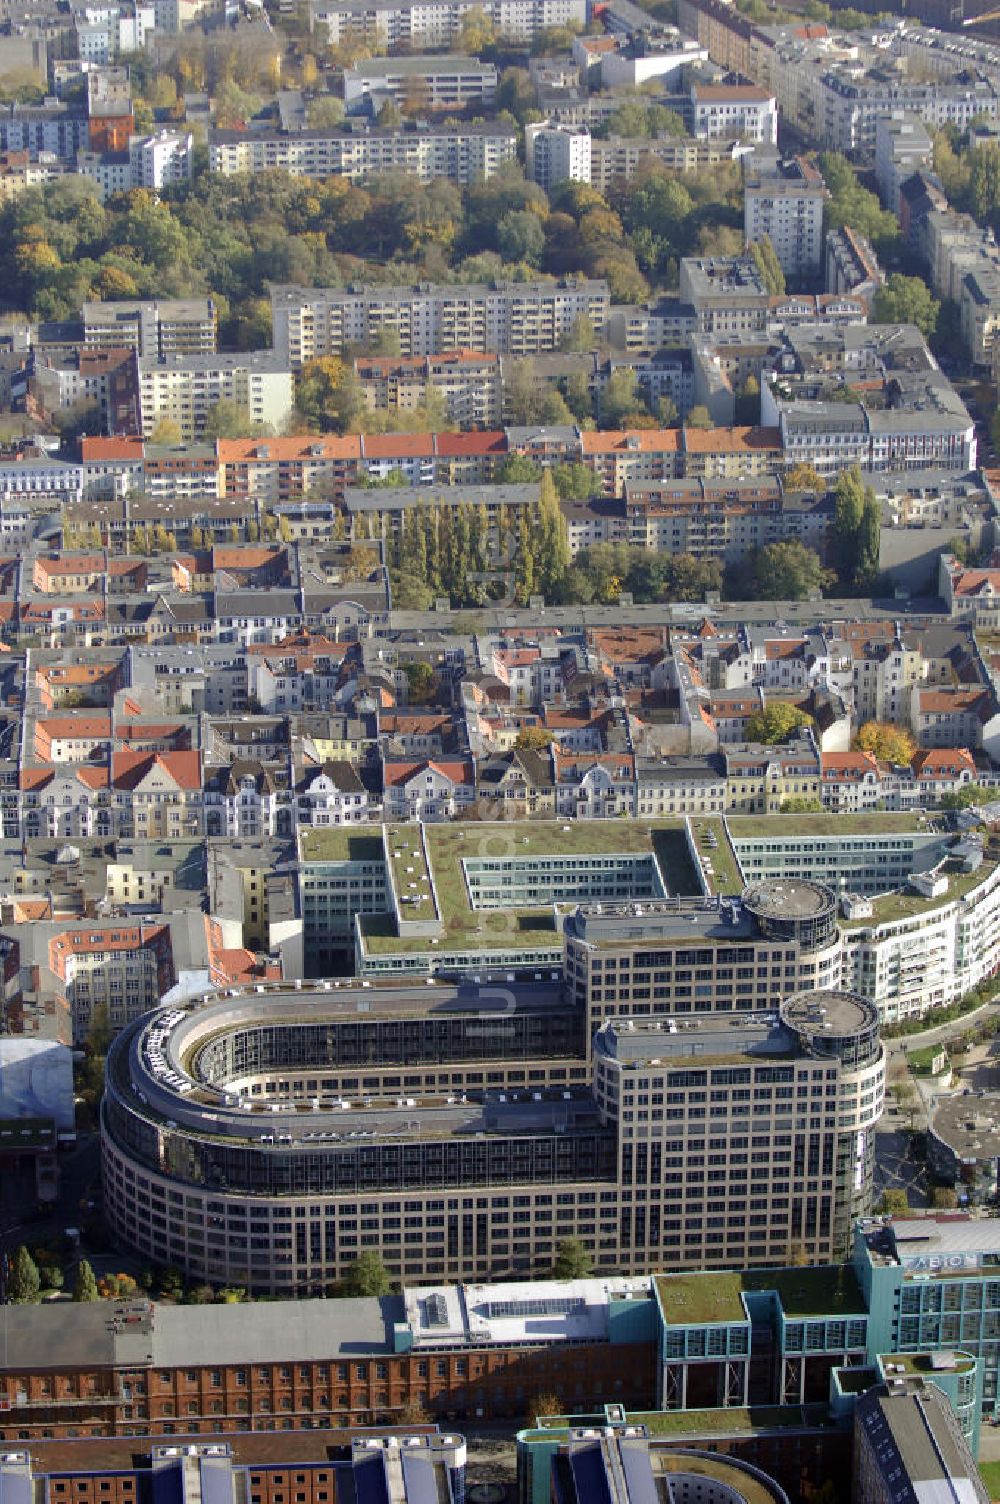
[600,39,707,90]
[691,84,778,143]
[129,130,193,190]
[744,161,827,278]
[874,111,932,214]
[208,125,516,184]
[525,123,591,189]
[137,354,294,440]
[844,863,1000,1025]
[313,0,584,44]
[270,279,611,364]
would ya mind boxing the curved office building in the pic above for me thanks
[103,959,884,1293]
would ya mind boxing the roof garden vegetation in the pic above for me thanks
[655,1264,866,1324]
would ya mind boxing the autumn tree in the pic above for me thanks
[746,703,814,745]
[750,234,785,295]
[785,462,826,492]
[855,722,917,766]
[515,726,555,750]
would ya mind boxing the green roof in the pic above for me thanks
[359,818,700,956]
[656,1264,866,1325]
[688,818,742,895]
[532,1406,836,1437]
[839,859,996,930]
[386,824,436,920]
[299,828,386,863]
[728,812,935,839]
[883,1352,977,1375]
[655,1271,748,1325]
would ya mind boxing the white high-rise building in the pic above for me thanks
[525,123,591,189]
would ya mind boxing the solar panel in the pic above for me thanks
[483,1297,585,1320]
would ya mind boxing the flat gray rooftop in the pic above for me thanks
[742,879,834,920]
[0,1297,402,1370]
[931,1094,1000,1163]
[781,990,876,1038]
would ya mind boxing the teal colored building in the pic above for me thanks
[854,1217,998,1429]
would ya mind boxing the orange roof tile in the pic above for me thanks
[111,749,201,791]
[362,433,436,459]
[684,426,781,453]
[579,429,681,456]
[79,436,144,462]
[217,436,362,462]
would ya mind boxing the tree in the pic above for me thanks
[746,540,832,600]
[149,418,182,446]
[73,1259,100,1302]
[930,1186,958,1209]
[306,94,345,129]
[561,313,595,353]
[746,703,814,745]
[529,1392,564,1419]
[941,784,993,809]
[403,660,435,704]
[750,235,785,296]
[832,465,880,591]
[392,571,434,610]
[534,468,570,599]
[515,726,555,750]
[552,1237,592,1280]
[879,1188,910,1216]
[343,1250,390,1297]
[856,721,917,766]
[342,546,379,582]
[600,367,648,428]
[8,1245,41,1304]
[202,399,267,439]
[498,209,546,266]
[872,274,940,338]
[87,1001,113,1057]
[785,462,826,491]
[686,404,712,429]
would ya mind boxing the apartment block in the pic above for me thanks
[690,81,777,142]
[744,153,828,279]
[874,111,933,215]
[312,0,585,46]
[525,123,591,189]
[342,56,498,115]
[270,280,611,364]
[354,352,503,427]
[679,256,772,338]
[137,355,295,441]
[82,299,218,360]
[208,122,517,184]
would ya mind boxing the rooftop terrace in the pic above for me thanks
[840,856,997,929]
